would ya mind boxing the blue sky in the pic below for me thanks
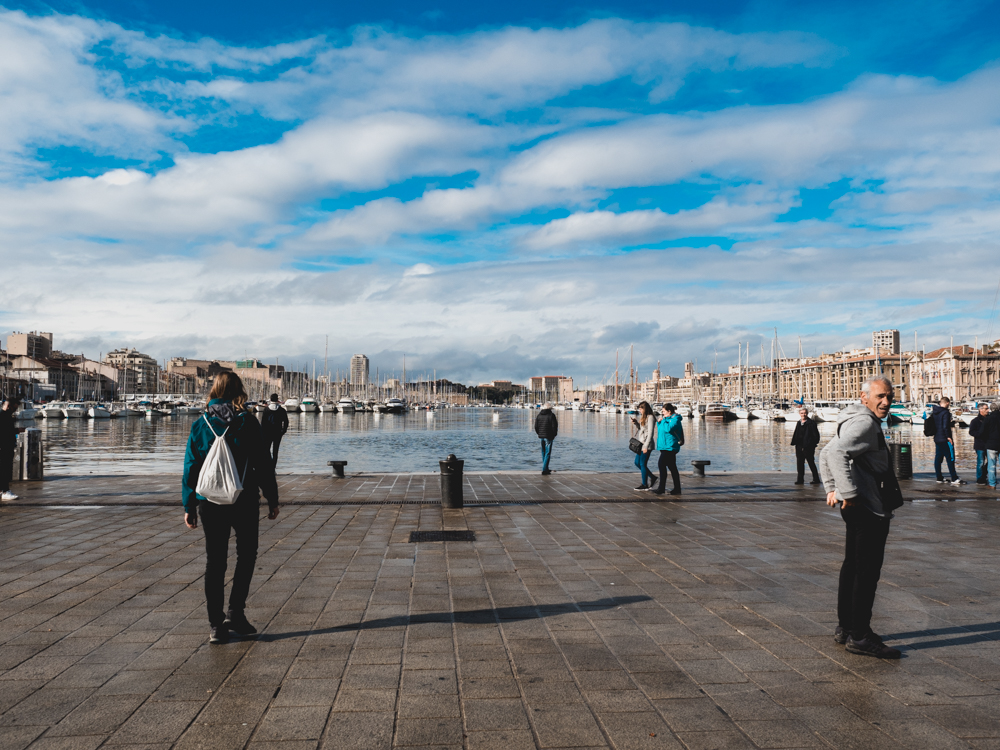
[1,0,998,384]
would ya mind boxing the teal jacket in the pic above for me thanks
[656,414,684,451]
[182,399,279,515]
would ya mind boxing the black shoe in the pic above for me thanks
[794,480,804,485]
[209,626,229,645]
[951,479,966,486]
[668,488,681,496]
[936,478,946,483]
[224,612,258,637]
[846,634,901,659]
[541,470,551,476]
[977,479,988,485]
[834,626,848,645]
[810,480,822,485]
[634,485,650,491]
[649,489,665,495]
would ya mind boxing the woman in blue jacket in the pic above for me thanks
[183,372,280,644]
[653,403,684,495]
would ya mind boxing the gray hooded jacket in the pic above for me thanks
[819,403,890,517]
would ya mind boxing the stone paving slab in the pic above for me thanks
[1,497,1000,749]
[4,471,997,506]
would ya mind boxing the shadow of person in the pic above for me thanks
[885,621,1000,651]
[258,595,652,642]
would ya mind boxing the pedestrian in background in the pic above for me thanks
[183,373,280,645]
[791,407,822,485]
[534,402,558,476]
[984,403,1000,490]
[820,375,903,659]
[930,397,964,485]
[630,401,657,490]
[260,393,289,468]
[652,403,683,496]
[969,402,991,485]
[0,395,24,501]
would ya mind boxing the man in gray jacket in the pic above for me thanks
[819,375,902,659]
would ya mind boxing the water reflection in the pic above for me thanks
[33,409,980,476]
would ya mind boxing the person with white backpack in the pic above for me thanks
[183,372,280,644]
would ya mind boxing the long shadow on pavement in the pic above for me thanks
[259,595,652,641]
[888,621,1000,650]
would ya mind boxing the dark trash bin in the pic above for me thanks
[889,442,912,479]
[440,454,465,509]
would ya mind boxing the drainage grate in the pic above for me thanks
[409,530,476,543]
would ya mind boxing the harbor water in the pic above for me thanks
[31,409,981,477]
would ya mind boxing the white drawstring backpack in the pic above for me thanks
[195,414,247,504]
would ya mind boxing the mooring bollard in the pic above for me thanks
[25,429,43,480]
[439,454,464,509]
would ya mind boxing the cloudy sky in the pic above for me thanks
[1,0,998,385]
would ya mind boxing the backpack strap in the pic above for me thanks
[202,413,229,439]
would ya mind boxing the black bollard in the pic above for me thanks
[439,454,465,509]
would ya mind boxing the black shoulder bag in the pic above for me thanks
[870,431,905,512]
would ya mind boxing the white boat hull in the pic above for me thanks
[88,407,111,419]
[63,407,86,419]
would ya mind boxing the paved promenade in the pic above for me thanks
[1,475,999,749]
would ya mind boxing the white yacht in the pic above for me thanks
[87,404,111,419]
[41,403,65,419]
[15,401,38,420]
[283,398,300,412]
[337,397,356,413]
[811,401,841,423]
[750,408,774,420]
[676,404,693,418]
[63,403,87,418]
[319,402,338,412]
[299,397,319,413]
[732,407,753,420]
[385,398,406,414]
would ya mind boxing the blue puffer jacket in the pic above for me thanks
[182,399,279,515]
[656,414,684,451]
[930,404,954,444]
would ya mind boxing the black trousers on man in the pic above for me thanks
[263,434,282,467]
[656,449,680,493]
[199,499,260,628]
[796,446,820,483]
[0,447,13,492]
[838,505,891,639]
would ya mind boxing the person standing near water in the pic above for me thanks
[630,401,657,490]
[260,393,289,468]
[652,403,683,495]
[534,402,558,475]
[820,375,903,659]
[183,373,280,645]
[791,407,822,485]
[968,402,991,485]
[930,397,964,485]
[0,395,23,501]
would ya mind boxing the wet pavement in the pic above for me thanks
[1,475,999,749]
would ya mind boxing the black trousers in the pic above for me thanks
[656,450,680,492]
[0,447,13,492]
[199,499,260,628]
[838,505,891,639]
[796,447,820,482]
[263,434,282,467]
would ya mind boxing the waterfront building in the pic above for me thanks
[7,331,53,360]
[105,348,160,393]
[873,329,901,355]
[908,345,1000,403]
[351,354,369,387]
[8,355,79,400]
[529,376,573,403]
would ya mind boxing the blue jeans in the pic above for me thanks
[934,442,958,481]
[634,450,651,485]
[989,450,998,487]
[977,449,989,483]
[540,438,553,472]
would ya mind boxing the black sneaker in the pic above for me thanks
[224,612,258,637]
[834,626,848,645]
[541,470,551,476]
[936,478,946,483]
[810,480,822,485]
[634,485,650,491]
[668,488,681,496]
[209,626,229,645]
[846,634,901,659]
[951,479,966,486]
[794,480,804,485]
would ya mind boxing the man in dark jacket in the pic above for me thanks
[534,402,558,475]
[0,395,23,501]
[968,403,991,484]
[791,407,821,485]
[260,393,289,467]
[984,404,1000,489]
[930,397,964,485]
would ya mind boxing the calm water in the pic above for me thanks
[31,408,980,477]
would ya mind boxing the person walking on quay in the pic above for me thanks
[820,375,904,659]
[652,403,683,495]
[985,404,1000,490]
[534,402,558,475]
[630,401,657,490]
[969,402,992,485]
[260,393,289,468]
[183,373,280,645]
[0,395,24,501]
[929,397,965,485]
[791,407,822,485]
